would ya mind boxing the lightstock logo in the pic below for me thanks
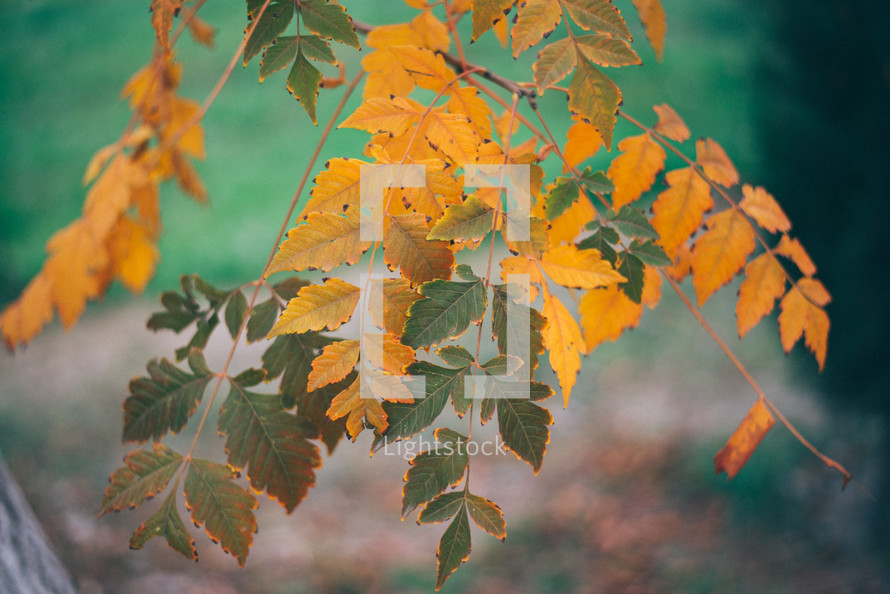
[356,163,534,406]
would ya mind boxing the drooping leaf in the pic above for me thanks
[465,493,506,541]
[543,176,580,221]
[690,209,756,306]
[150,0,184,55]
[225,290,249,339]
[122,354,213,443]
[218,377,321,512]
[491,284,546,371]
[287,49,323,124]
[651,166,713,257]
[560,0,631,39]
[653,103,690,142]
[713,398,775,480]
[617,251,645,303]
[736,253,786,338]
[243,0,295,66]
[401,274,487,349]
[259,36,300,82]
[774,235,816,277]
[436,504,472,590]
[298,0,360,49]
[384,213,455,286]
[368,278,423,338]
[533,38,576,94]
[471,0,516,41]
[778,280,831,369]
[0,272,54,349]
[568,55,621,150]
[563,121,602,170]
[696,138,739,188]
[579,285,643,352]
[326,375,390,439]
[496,398,552,472]
[541,289,584,405]
[265,211,370,276]
[268,278,361,338]
[339,95,424,136]
[511,0,562,58]
[45,220,109,329]
[607,133,666,210]
[246,297,280,342]
[183,458,258,567]
[307,339,360,391]
[386,46,456,94]
[630,0,667,60]
[417,491,466,525]
[99,444,183,516]
[106,216,159,294]
[402,432,469,517]
[739,184,791,234]
[129,489,196,561]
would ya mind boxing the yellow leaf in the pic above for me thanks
[651,166,713,257]
[165,97,205,160]
[736,253,786,338]
[84,155,141,239]
[778,280,830,369]
[82,143,118,186]
[471,0,515,42]
[411,10,451,52]
[300,158,364,217]
[797,277,831,307]
[739,184,790,234]
[533,37,576,95]
[362,49,416,99]
[384,213,455,286]
[630,0,666,61]
[696,138,738,188]
[267,212,369,276]
[446,86,493,138]
[563,120,602,171]
[424,111,481,166]
[499,255,543,302]
[713,398,774,480]
[268,278,361,338]
[386,45,457,93]
[339,96,424,136]
[579,285,643,353]
[641,265,662,309]
[567,56,621,150]
[539,244,626,289]
[511,0,561,58]
[666,243,692,281]
[106,216,159,294]
[541,288,584,407]
[369,278,423,338]
[546,193,596,246]
[492,13,509,46]
[652,103,689,142]
[805,305,830,370]
[44,220,110,329]
[326,376,388,439]
[366,23,420,49]
[363,333,417,374]
[187,14,216,48]
[0,273,54,349]
[607,133,666,210]
[308,340,360,392]
[690,209,756,306]
[774,235,816,277]
[150,0,184,54]
[171,151,207,203]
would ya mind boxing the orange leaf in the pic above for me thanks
[84,154,142,239]
[607,133,666,210]
[446,86,493,138]
[268,278,361,338]
[384,213,455,286]
[327,376,388,439]
[300,158,364,217]
[641,265,662,309]
[265,210,370,276]
[652,103,689,142]
[713,398,775,480]
[666,243,692,281]
[736,253,786,338]
[471,0,515,42]
[45,220,110,329]
[369,278,423,338]
[0,272,54,349]
[778,282,830,369]
[579,285,643,353]
[539,244,625,289]
[150,0,184,54]
[651,167,713,257]
[308,340,360,392]
[797,277,831,307]
[695,138,738,187]
[386,45,457,94]
[106,216,160,294]
[774,235,816,277]
[631,0,667,61]
[739,184,791,234]
[690,209,755,306]
[411,10,451,52]
[546,188,596,246]
[563,120,602,171]
[541,288,584,407]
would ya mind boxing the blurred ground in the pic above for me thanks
[0,291,885,593]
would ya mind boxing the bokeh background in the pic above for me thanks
[1,1,888,592]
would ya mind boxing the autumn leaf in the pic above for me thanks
[129,490,196,561]
[436,504,472,589]
[650,166,713,257]
[268,278,361,338]
[690,209,756,306]
[778,279,831,369]
[541,287,584,405]
[497,398,553,471]
[471,0,516,42]
[218,372,322,512]
[739,184,791,234]
[631,0,667,61]
[774,235,817,277]
[150,0,184,55]
[465,493,507,540]
[696,138,739,187]
[339,95,424,136]
[579,285,643,352]
[538,244,626,289]
[307,339,360,391]
[533,38,576,94]
[326,375,389,438]
[427,195,496,243]
[0,272,54,349]
[384,213,455,286]
[45,220,109,329]
[387,45,456,94]
[512,0,562,58]
[99,444,183,516]
[183,458,258,567]
[563,120,602,170]
[736,253,786,338]
[265,211,370,276]
[574,34,641,67]
[607,133,666,210]
[568,55,621,150]
[652,103,690,142]
[560,0,631,39]
[368,278,423,338]
[106,216,159,293]
[714,398,775,480]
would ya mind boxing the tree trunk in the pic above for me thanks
[0,455,77,594]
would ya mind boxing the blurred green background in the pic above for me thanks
[1,0,887,592]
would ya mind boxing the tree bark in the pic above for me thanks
[0,455,77,594]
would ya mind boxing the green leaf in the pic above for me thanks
[401,278,487,349]
[100,444,183,516]
[272,277,311,301]
[225,290,249,339]
[218,377,322,513]
[147,290,200,333]
[544,176,580,221]
[246,297,280,342]
[579,167,614,194]
[480,397,496,424]
[491,284,546,371]
[243,0,294,66]
[628,239,672,267]
[417,491,465,525]
[129,490,196,561]
[299,33,337,63]
[262,332,336,408]
[183,458,258,567]
[287,49,323,124]
[436,345,476,368]
[192,275,229,306]
[568,54,621,150]
[617,251,645,303]
[533,37,576,95]
[372,361,465,450]
[294,373,352,454]
[402,437,468,517]
[560,0,632,39]
[298,0,360,48]
[436,504,472,589]
[259,35,299,82]
[609,205,660,239]
[123,358,213,443]
[577,226,618,264]
[465,493,506,541]
[496,399,553,472]
[427,196,495,242]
